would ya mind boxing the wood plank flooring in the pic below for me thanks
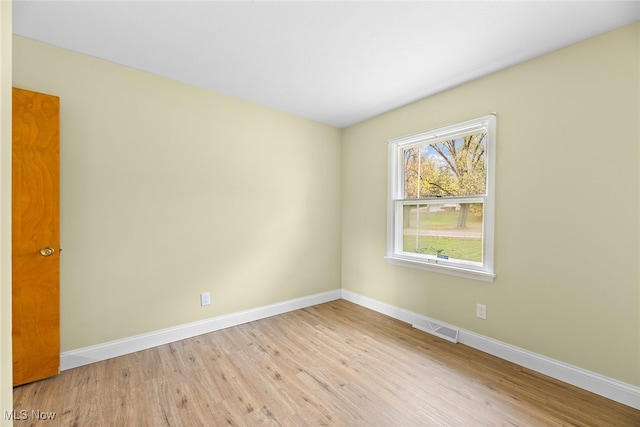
[12,299,640,426]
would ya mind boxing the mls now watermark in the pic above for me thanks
[4,409,57,421]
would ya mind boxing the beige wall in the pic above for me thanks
[12,37,342,351]
[342,22,640,386]
[1,2,13,424]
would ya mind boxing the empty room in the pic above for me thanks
[1,1,639,426]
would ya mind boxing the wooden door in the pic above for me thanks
[12,87,60,386]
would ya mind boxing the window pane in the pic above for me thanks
[403,131,486,198]
[402,203,483,263]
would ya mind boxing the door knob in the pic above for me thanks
[39,247,55,257]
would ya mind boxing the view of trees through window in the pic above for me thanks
[401,131,486,263]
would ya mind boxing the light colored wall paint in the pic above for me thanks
[0,1,13,423]
[12,37,342,351]
[342,22,640,386]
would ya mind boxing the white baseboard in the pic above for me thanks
[60,289,342,371]
[61,288,639,410]
[341,289,640,410]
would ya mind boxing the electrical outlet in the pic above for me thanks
[200,292,211,307]
[476,303,487,320]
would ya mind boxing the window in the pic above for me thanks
[386,114,496,282]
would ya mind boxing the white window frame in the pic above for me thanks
[386,114,496,282]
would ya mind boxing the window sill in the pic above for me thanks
[384,256,495,282]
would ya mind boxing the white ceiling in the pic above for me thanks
[12,1,640,128]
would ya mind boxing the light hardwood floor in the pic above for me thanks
[12,300,640,426]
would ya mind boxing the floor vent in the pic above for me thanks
[412,315,459,343]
